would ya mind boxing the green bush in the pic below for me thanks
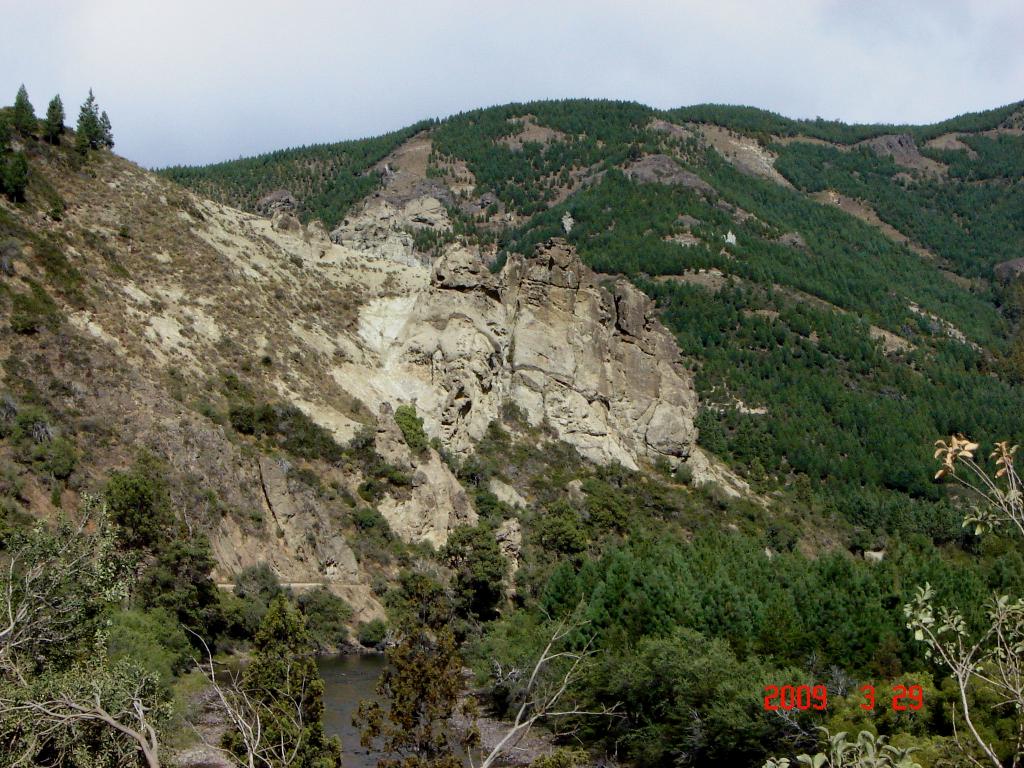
[442,524,507,621]
[106,607,192,685]
[357,618,387,648]
[533,501,588,556]
[139,536,221,638]
[104,454,175,549]
[2,152,29,202]
[353,506,391,535]
[30,435,77,479]
[394,404,428,453]
[228,400,345,462]
[297,587,353,650]
[6,406,78,480]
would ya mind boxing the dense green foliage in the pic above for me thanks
[355,622,472,768]
[229,399,346,462]
[441,523,507,621]
[296,586,354,651]
[773,142,1024,278]
[466,427,1024,766]
[2,151,28,201]
[0,499,171,768]
[666,100,1024,144]
[394,404,429,453]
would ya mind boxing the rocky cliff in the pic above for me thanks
[347,238,699,471]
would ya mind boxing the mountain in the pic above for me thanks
[163,98,1024,536]
[4,97,1024,765]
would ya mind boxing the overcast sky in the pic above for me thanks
[2,1,1022,168]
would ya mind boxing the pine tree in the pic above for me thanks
[224,596,342,768]
[99,110,114,149]
[3,152,29,201]
[12,85,35,135]
[354,623,476,768]
[0,116,10,152]
[75,89,101,155]
[43,95,65,144]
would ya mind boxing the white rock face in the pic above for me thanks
[334,238,700,473]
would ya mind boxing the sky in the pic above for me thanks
[2,0,1022,169]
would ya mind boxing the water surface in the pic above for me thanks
[318,654,387,768]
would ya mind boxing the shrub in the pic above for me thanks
[394,404,428,453]
[233,562,283,604]
[442,524,507,621]
[7,407,78,480]
[357,618,387,648]
[106,607,192,686]
[29,435,77,479]
[104,454,175,549]
[3,152,29,202]
[353,506,391,535]
[534,501,588,556]
[229,400,345,462]
[297,587,353,650]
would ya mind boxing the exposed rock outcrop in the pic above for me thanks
[271,210,301,232]
[328,195,449,266]
[255,189,298,215]
[994,257,1024,282]
[336,238,700,473]
[859,134,945,175]
[776,231,807,249]
[496,517,523,582]
[622,154,716,195]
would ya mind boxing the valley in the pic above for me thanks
[2,92,1024,767]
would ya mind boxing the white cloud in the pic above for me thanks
[0,0,1021,167]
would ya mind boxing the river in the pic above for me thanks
[318,654,388,768]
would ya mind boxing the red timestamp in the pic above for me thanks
[763,684,924,712]
[763,685,828,711]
